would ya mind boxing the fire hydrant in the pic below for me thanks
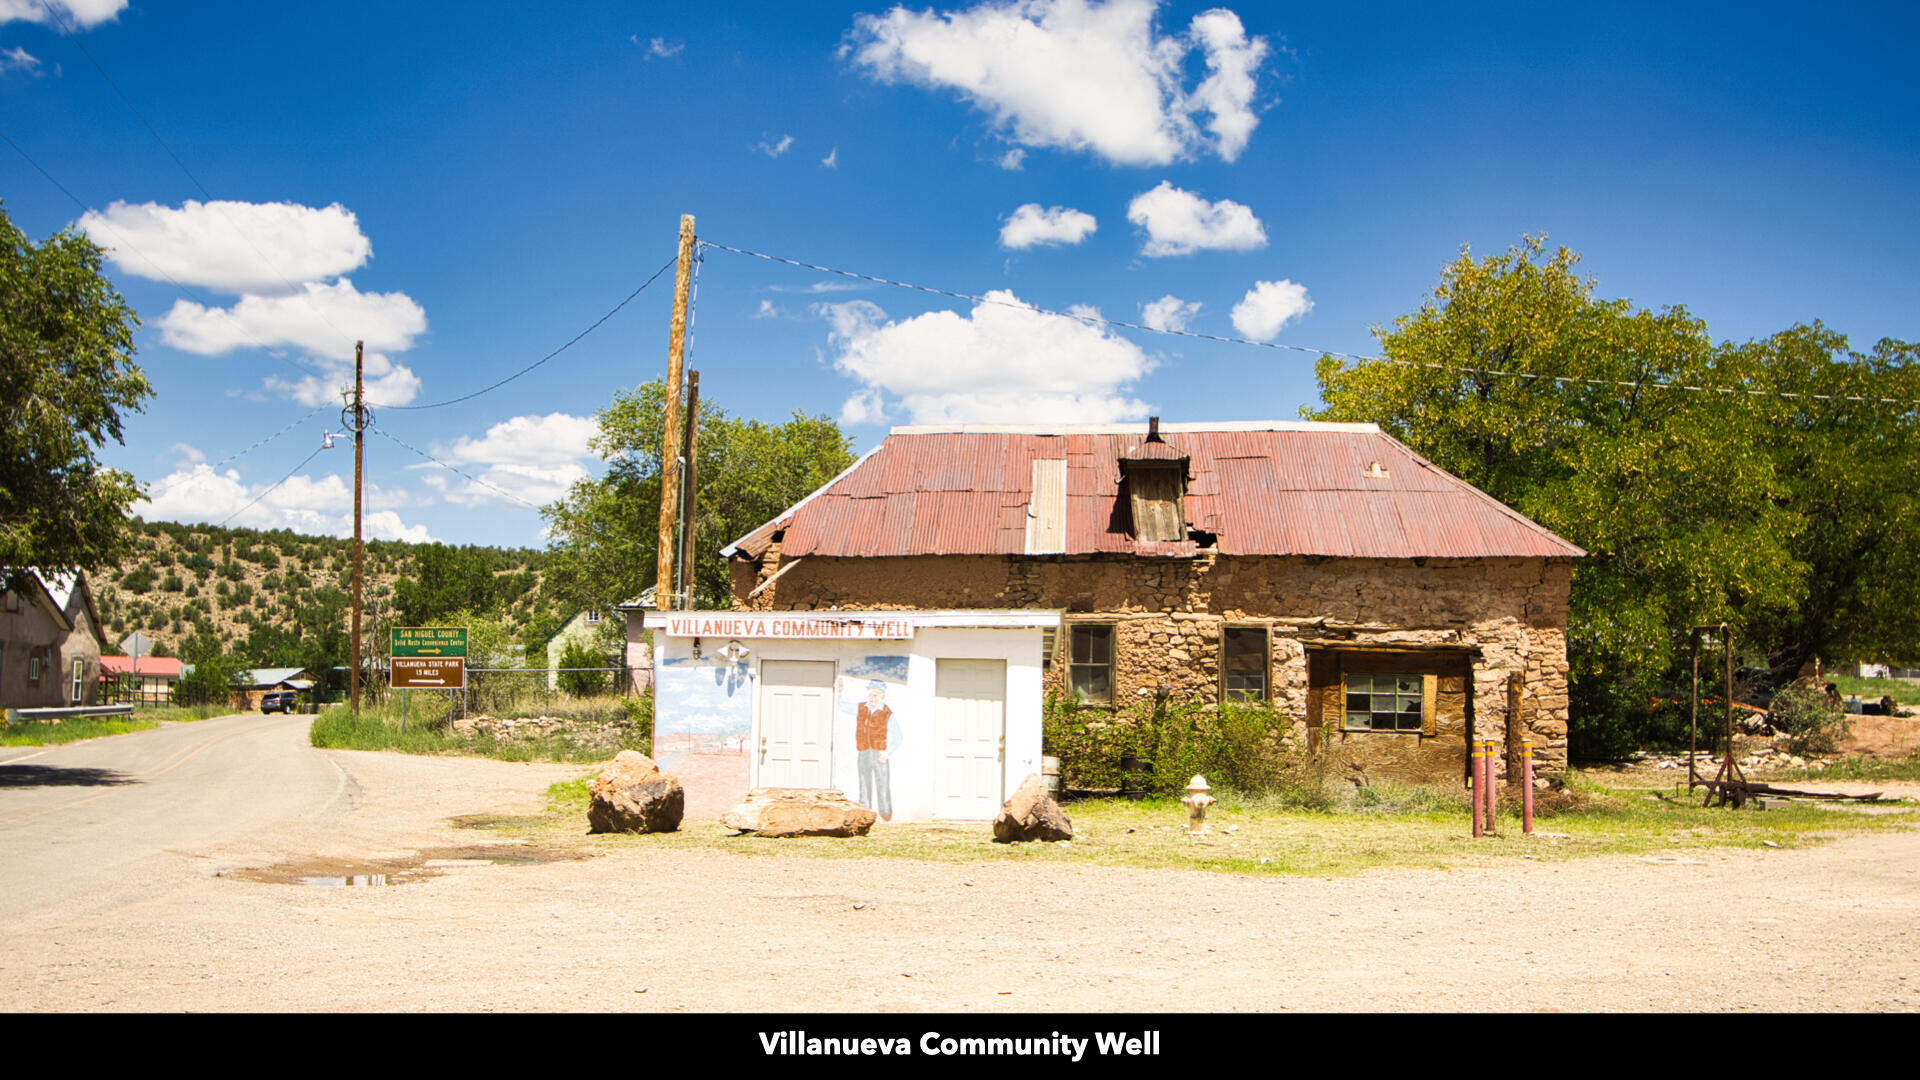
[1181,775,1216,836]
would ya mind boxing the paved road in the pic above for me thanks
[0,713,353,917]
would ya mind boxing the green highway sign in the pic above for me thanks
[392,626,468,658]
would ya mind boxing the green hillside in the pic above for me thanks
[92,520,577,678]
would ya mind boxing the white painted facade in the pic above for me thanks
[644,610,1057,824]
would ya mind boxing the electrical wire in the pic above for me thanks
[218,445,325,527]
[698,240,1920,408]
[369,426,543,510]
[142,405,331,504]
[373,253,679,410]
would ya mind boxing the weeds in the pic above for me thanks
[0,715,158,746]
[310,697,649,763]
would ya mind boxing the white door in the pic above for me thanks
[933,659,1006,820]
[758,660,835,788]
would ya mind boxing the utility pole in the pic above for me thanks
[349,341,365,713]
[656,214,695,608]
[678,369,701,610]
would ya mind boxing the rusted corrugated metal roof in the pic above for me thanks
[723,422,1584,561]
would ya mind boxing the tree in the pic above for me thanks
[0,202,152,578]
[543,379,856,611]
[1312,237,1920,753]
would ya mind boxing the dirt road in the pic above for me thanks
[1,715,1915,1012]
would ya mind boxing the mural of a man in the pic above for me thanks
[856,678,901,822]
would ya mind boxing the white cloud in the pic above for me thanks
[821,147,839,168]
[845,0,1269,166]
[1126,180,1265,256]
[0,0,125,29]
[1140,294,1201,332]
[1230,279,1312,340]
[642,36,683,58]
[136,463,431,542]
[0,46,40,74]
[996,148,1026,170]
[757,134,794,158]
[78,200,373,294]
[818,291,1154,425]
[999,203,1098,249]
[755,299,779,319]
[416,413,599,508]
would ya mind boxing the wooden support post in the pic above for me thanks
[350,340,364,715]
[656,214,695,607]
[677,370,700,610]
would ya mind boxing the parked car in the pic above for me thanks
[261,691,298,714]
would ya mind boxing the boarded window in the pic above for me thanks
[1126,464,1186,542]
[1069,624,1114,705]
[1222,627,1268,701]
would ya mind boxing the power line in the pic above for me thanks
[698,240,1920,408]
[373,253,679,410]
[218,445,325,527]
[369,426,543,511]
[142,405,331,504]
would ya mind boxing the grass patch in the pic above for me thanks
[512,770,1916,878]
[129,703,236,723]
[0,715,159,746]
[1785,754,1920,783]
[1831,676,1920,706]
[309,700,647,764]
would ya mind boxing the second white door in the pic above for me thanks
[933,658,1006,820]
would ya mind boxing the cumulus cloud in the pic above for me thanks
[845,0,1268,166]
[757,134,794,158]
[996,148,1027,170]
[640,35,683,57]
[1140,294,1201,332]
[821,147,839,168]
[414,413,599,508]
[1126,181,1265,256]
[78,200,373,294]
[1230,279,1312,340]
[818,292,1154,425]
[0,0,125,29]
[999,203,1097,249]
[136,462,430,542]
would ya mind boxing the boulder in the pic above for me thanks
[587,750,684,834]
[993,772,1074,843]
[720,788,876,838]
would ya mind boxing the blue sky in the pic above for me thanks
[4,1,1916,548]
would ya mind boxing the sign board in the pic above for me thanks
[391,657,466,689]
[119,630,152,660]
[654,614,916,640]
[392,626,468,658]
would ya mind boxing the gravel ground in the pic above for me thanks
[2,732,1916,1013]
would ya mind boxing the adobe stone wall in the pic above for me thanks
[734,549,1572,780]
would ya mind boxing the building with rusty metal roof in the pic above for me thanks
[719,419,1583,786]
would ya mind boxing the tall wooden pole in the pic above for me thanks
[678,370,701,610]
[656,214,695,606]
[350,340,364,714]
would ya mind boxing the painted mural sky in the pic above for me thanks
[5,2,1916,547]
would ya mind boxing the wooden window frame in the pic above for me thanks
[1220,624,1269,702]
[1340,671,1438,735]
[1066,622,1115,706]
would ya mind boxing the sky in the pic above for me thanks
[4,1,1917,549]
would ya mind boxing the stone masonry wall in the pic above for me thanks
[735,550,1573,779]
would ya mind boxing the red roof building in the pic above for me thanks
[723,420,1582,783]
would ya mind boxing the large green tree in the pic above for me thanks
[543,379,855,611]
[1314,237,1919,752]
[0,203,152,576]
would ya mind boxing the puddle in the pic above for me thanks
[224,844,595,887]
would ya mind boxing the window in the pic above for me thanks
[1222,626,1268,701]
[1068,624,1114,705]
[27,650,43,684]
[1344,673,1425,732]
[585,610,602,624]
[70,659,84,705]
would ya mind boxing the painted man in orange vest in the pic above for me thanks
[856,678,900,821]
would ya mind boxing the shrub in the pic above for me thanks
[1768,681,1851,756]
[1042,692,1301,797]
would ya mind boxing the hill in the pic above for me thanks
[91,520,578,676]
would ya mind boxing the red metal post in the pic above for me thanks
[1522,739,1535,835]
[1471,741,1484,838]
[1484,739,1498,832]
